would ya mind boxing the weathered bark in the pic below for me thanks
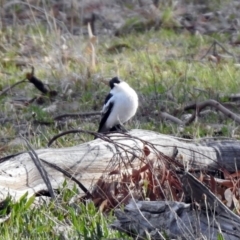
[0,129,240,201]
[111,172,240,240]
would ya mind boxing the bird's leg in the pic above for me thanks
[110,124,128,133]
[119,124,128,132]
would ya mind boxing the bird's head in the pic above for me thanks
[101,77,123,89]
[109,77,121,89]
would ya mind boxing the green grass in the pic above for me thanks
[0,185,130,240]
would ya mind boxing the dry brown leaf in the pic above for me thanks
[210,175,216,194]
[99,199,109,212]
[143,145,150,157]
[109,169,120,175]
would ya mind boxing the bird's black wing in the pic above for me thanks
[104,93,113,105]
[98,101,114,133]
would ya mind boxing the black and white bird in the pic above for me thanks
[97,77,138,133]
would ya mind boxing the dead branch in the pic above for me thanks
[47,129,100,147]
[41,159,92,198]
[54,112,101,121]
[200,41,216,60]
[22,137,55,200]
[0,79,27,97]
[184,99,240,125]
[159,111,183,125]
[214,39,236,58]
[201,39,236,60]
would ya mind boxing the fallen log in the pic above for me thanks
[0,129,240,202]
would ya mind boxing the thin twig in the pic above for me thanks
[200,41,215,60]
[201,39,236,61]
[47,129,100,147]
[0,151,27,164]
[54,112,101,121]
[21,136,55,200]
[40,158,93,198]
[0,79,27,97]
[214,39,236,58]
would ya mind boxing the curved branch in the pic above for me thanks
[41,159,92,198]
[47,129,100,147]
[54,112,101,120]
[184,99,240,125]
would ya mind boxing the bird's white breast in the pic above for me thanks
[105,82,138,128]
